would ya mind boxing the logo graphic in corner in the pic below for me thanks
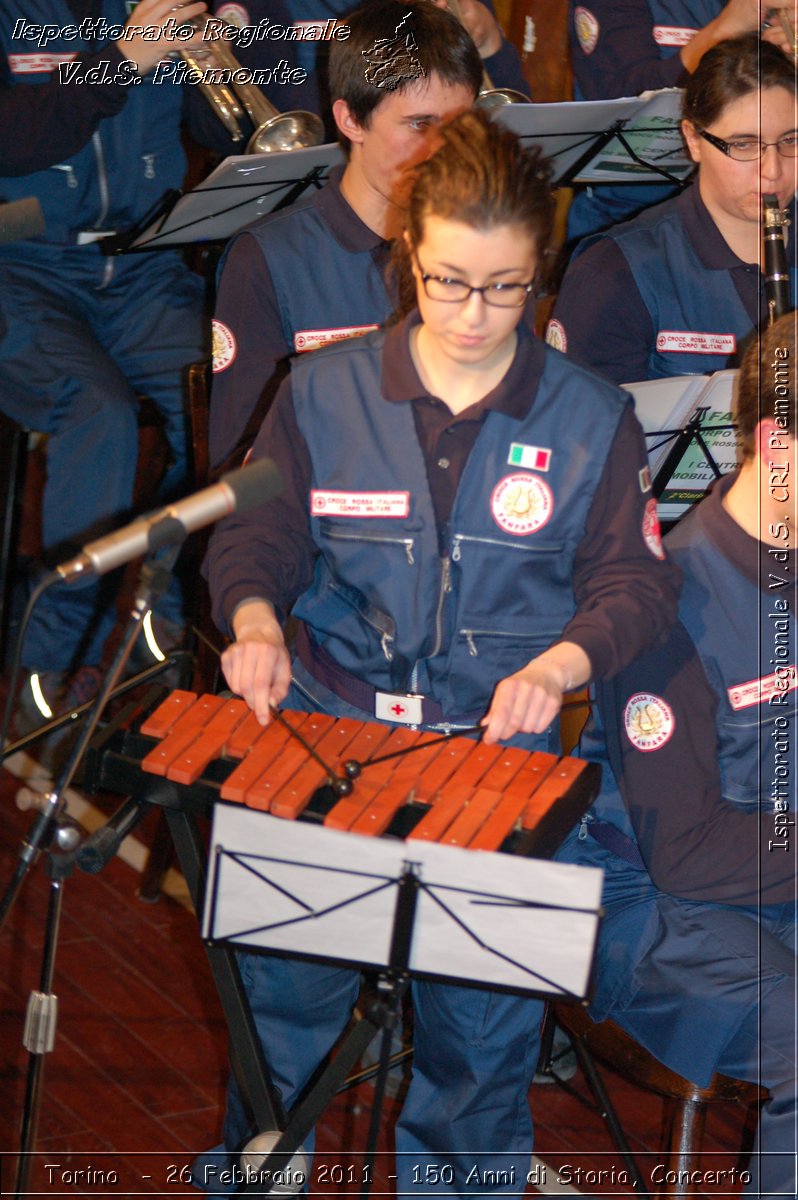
[362,11,425,90]
[624,693,674,752]
[491,474,553,535]
[573,7,599,53]
[212,320,237,373]
[545,318,567,353]
[642,497,665,559]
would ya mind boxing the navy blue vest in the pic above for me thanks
[575,189,797,378]
[289,329,628,737]
[584,488,797,845]
[0,0,186,243]
[247,185,393,352]
[668,500,797,808]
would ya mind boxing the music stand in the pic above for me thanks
[495,89,692,190]
[128,142,344,249]
[625,370,739,522]
[203,806,603,1196]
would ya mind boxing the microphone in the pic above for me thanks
[0,196,45,243]
[56,457,282,581]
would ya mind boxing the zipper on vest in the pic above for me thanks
[91,131,115,288]
[93,131,110,229]
[459,627,556,658]
[451,532,563,561]
[431,554,452,659]
[323,528,415,565]
[52,164,78,188]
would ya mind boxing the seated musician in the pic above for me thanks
[556,312,797,1199]
[210,0,528,132]
[203,109,680,1194]
[208,0,484,473]
[548,35,798,385]
[566,0,798,239]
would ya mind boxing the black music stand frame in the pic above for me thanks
[0,544,193,1198]
[127,143,343,249]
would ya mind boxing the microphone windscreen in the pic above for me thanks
[221,457,283,515]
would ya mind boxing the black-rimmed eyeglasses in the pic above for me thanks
[697,127,798,161]
[415,258,535,308]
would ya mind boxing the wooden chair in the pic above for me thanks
[551,1002,766,1198]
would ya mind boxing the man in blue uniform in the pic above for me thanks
[210,0,527,132]
[556,311,797,1199]
[0,0,234,733]
[208,0,488,472]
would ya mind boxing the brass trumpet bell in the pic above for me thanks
[181,21,325,154]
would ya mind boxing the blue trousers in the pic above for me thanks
[194,664,544,1196]
[558,829,798,1200]
[0,241,207,671]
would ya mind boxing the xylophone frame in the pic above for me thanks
[84,685,602,1199]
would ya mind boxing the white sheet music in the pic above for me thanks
[626,369,739,521]
[203,805,603,999]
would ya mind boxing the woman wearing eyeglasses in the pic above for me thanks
[206,109,679,1195]
[547,34,798,385]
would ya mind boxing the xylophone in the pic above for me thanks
[90,688,601,859]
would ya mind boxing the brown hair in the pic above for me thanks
[736,313,798,457]
[328,0,482,147]
[683,34,796,128]
[393,108,554,314]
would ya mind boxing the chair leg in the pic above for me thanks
[658,1099,707,1198]
[568,1032,652,1198]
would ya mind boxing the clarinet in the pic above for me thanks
[763,193,792,325]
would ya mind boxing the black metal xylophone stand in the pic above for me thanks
[231,863,422,1200]
[0,543,202,1199]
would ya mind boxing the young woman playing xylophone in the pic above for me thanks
[204,108,680,1197]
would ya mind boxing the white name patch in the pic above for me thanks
[656,330,736,355]
[9,51,76,72]
[311,490,410,518]
[294,325,378,353]
[652,24,699,45]
[728,667,797,710]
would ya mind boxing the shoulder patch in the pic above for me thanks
[212,320,237,373]
[545,318,567,353]
[215,3,249,27]
[624,693,675,752]
[642,497,665,559]
[573,7,599,54]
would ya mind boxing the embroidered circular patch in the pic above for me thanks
[545,318,567,353]
[574,6,599,53]
[624,693,675,752]
[215,2,249,27]
[490,473,553,535]
[642,497,665,559]
[212,320,237,373]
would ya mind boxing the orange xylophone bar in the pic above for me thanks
[138,690,597,855]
